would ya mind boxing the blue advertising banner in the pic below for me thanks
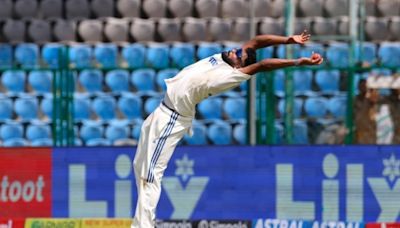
[52,146,400,222]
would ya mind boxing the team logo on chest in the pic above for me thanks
[208,57,218,66]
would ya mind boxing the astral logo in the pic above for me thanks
[0,176,44,203]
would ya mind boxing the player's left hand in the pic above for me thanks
[289,30,311,44]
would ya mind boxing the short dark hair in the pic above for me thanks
[243,48,256,67]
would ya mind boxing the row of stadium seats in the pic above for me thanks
[1,0,398,20]
[1,16,399,43]
[1,42,400,70]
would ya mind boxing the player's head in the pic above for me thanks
[222,48,256,68]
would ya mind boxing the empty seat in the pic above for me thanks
[78,20,103,42]
[79,69,103,93]
[184,121,207,145]
[28,19,51,43]
[168,0,193,18]
[80,120,103,142]
[39,0,63,19]
[293,119,309,144]
[195,0,220,18]
[15,0,38,19]
[182,17,207,42]
[86,138,111,146]
[3,138,29,147]
[157,18,182,42]
[94,43,118,68]
[326,42,350,68]
[277,44,301,59]
[74,94,91,121]
[354,41,377,65]
[31,138,53,146]
[122,43,146,69]
[170,43,195,69]
[104,18,129,42]
[273,70,285,96]
[278,98,303,118]
[304,97,328,118]
[142,0,167,18]
[105,69,130,93]
[0,97,13,121]
[223,97,246,120]
[91,0,114,18]
[315,70,340,94]
[365,16,390,41]
[232,18,251,42]
[131,119,143,140]
[117,0,140,17]
[207,121,232,145]
[298,0,323,17]
[0,122,23,141]
[15,43,39,68]
[294,17,312,35]
[40,94,53,119]
[324,0,348,17]
[337,16,349,36]
[221,0,248,17]
[144,96,162,116]
[92,95,116,120]
[377,0,400,17]
[105,120,129,142]
[69,44,93,68]
[312,17,338,36]
[233,123,246,144]
[254,0,273,17]
[3,19,26,43]
[130,18,156,42]
[53,19,77,42]
[299,42,325,59]
[197,42,223,59]
[66,0,90,19]
[328,95,347,118]
[1,70,26,94]
[131,68,157,93]
[208,17,232,41]
[28,70,52,94]
[14,96,38,120]
[118,93,142,119]
[197,97,223,119]
[146,43,170,69]
[0,0,13,19]
[26,122,51,141]
[156,68,178,91]
[293,70,314,96]
[378,42,400,68]
[270,0,285,18]
[0,44,12,68]
[389,17,400,40]
[42,43,64,69]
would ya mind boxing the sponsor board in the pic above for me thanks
[156,220,251,228]
[366,223,400,228]
[0,218,25,228]
[0,148,52,217]
[253,219,365,228]
[81,219,132,228]
[24,218,80,228]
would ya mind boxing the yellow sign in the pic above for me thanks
[81,219,131,228]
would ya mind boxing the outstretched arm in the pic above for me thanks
[242,30,311,50]
[239,53,323,75]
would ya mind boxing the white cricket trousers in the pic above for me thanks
[131,103,192,228]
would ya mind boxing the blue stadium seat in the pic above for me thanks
[293,70,314,96]
[15,43,39,68]
[94,43,118,68]
[146,43,170,69]
[233,123,246,144]
[222,42,241,52]
[118,93,142,119]
[92,95,116,121]
[144,96,162,116]
[26,122,51,141]
[304,97,328,118]
[74,94,91,121]
[378,42,400,67]
[105,120,129,142]
[1,70,26,95]
[80,120,103,142]
[277,44,301,59]
[69,44,93,68]
[326,42,350,68]
[31,138,53,146]
[183,121,207,145]
[0,122,23,140]
[79,69,103,94]
[122,43,146,69]
[315,70,341,94]
[42,43,64,69]
[131,68,156,93]
[278,98,303,118]
[273,70,285,97]
[0,44,12,69]
[293,119,309,144]
[259,46,274,59]
[223,97,246,120]
[86,138,112,146]
[3,138,29,147]
[131,119,143,140]
[28,70,52,94]
[355,42,377,65]
[0,97,13,121]
[105,69,130,93]
[14,96,38,121]
[207,120,232,145]
[197,97,223,119]
[196,42,223,60]
[156,68,179,91]
[371,68,392,76]
[328,95,347,118]
[260,121,284,144]
[40,94,53,119]
[170,43,195,68]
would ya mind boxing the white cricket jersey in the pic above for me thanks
[164,53,252,117]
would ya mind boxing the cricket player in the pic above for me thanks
[132,31,324,228]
